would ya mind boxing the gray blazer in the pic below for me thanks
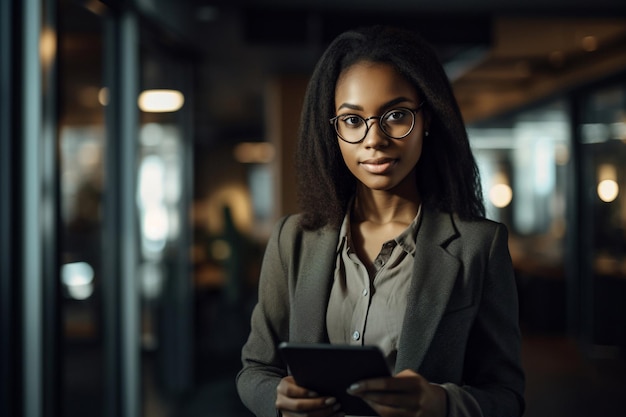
[236,207,525,417]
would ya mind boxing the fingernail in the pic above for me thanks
[325,397,337,405]
[347,383,360,392]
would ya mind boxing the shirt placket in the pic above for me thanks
[349,241,396,345]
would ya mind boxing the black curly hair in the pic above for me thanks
[296,25,485,230]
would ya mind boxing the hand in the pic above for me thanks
[346,369,447,417]
[276,376,343,417]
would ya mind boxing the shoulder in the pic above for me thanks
[451,213,506,236]
[421,206,508,253]
[448,214,511,260]
[422,206,507,241]
[266,214,341,275]
[270,214,309,241]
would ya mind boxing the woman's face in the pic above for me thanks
[334,61,426,193]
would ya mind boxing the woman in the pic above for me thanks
[236,26,525,417]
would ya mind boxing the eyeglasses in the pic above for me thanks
[329,102,424,144]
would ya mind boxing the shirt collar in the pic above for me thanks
[396,204,422,256]
[336,199,422,256]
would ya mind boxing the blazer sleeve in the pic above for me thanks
[236,216,293,417]
[455,222,525,417]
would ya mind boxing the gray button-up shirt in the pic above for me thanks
[326,205,422,370]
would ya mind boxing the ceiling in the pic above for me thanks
[68,0,626,143]
[452,16,626,123]
[175,1,626,144]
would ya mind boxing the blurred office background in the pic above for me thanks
[1,0,626,416]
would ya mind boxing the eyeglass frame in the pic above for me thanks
[329,102,425,144]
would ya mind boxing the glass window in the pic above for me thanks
[137,36,195,416]
[58,3,106,416]
[580,83,626,347]
[469,100,572,333]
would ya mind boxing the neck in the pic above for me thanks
[353,184,420,225]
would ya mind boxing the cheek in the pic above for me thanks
[403,137,423,163]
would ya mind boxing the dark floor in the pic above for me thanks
[521,335,626,417]
[171,333,626,417]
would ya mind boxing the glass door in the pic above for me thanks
[58,2,107,415]
[58,3,195,416]
[136,38,194,415]
[579,82,626,351]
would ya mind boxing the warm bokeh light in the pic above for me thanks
[98,87,109,106]
[84,0,107,15]
[40,27,57,69]
[597,163,617,182]
[489,183,513,208]
[211,239,232,261]
[582,35,598,52]
[234,142,276,164]
[597,163,618,203]
[597,179,619,202]
[138,89,184,113]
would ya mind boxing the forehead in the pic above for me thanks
[335,61,418,107]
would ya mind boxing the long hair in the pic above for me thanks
[296,26,485,230]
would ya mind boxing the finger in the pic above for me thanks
[347,377,409,394]
[277,376,319,398]
[348,370,426,394]
[354,390,419,409]
[361,400,409,417]
[282,407,345,417]
[277,397,342,416]
[354,381,445,414]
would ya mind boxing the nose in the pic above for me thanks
[362,117,389,147]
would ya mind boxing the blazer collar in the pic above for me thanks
[291,224,339,343]
[395,207,461,372]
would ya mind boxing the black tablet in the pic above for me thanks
[278,342,391,416]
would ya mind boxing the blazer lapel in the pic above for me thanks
[395,208,460,373]
[291,225,339,343]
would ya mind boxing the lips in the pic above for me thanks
[360,157,397,174]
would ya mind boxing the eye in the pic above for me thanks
[340,115,364,128]
[384,109,410,123]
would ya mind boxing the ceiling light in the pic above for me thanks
[582,36,598,52]
[138,89,184,113]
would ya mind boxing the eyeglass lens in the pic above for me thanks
[334,108,415,143]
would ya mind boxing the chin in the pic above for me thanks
[361,180,398,191]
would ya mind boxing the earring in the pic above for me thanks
[424,131,429,137]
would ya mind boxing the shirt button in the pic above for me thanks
[352,331,360,341]
[362,288,368,296]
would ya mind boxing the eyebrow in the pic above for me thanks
[337,96,415,112]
